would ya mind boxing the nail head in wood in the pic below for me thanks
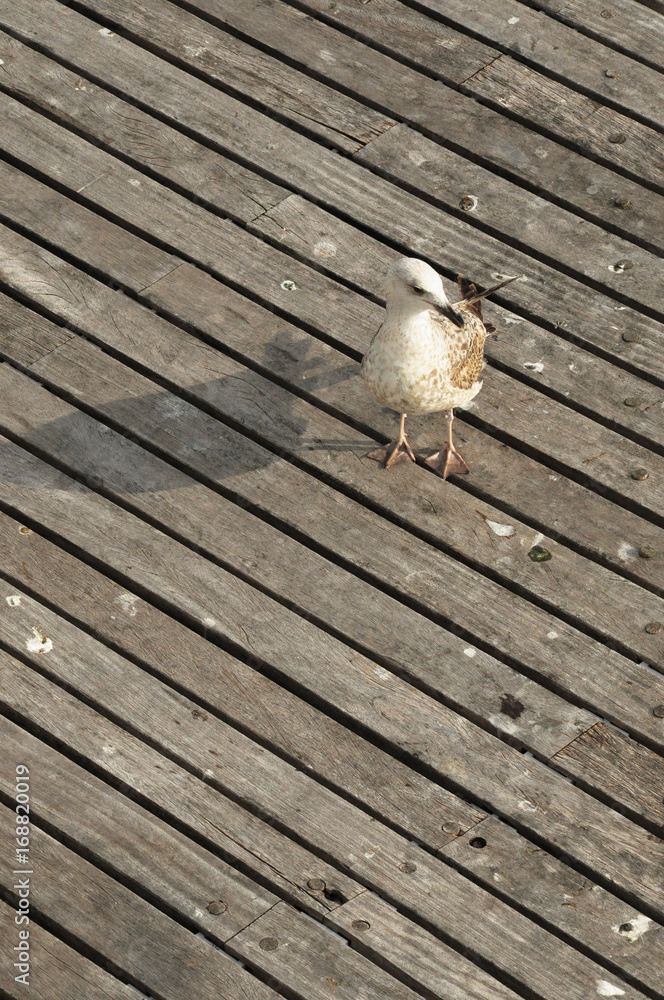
[638,546,657,559]
[307,878,325,891]
[351,919,371,931]
[652,705,664,718]
[206,900,227,915]
[441,821,460,835]
[623,397,642,407]
[259,938,279,951]
[399,861,417,873]
[621,330,640,342]
[645,622,664,635]
[608,133,627,144]
[631,468,649,481]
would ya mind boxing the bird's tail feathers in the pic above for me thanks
[453,274,525,309]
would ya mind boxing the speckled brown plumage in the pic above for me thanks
[448,276,487,391]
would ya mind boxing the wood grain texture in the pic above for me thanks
[179,0,664,252]
[326,893,523,1000]
[0,803,282,1000]
[8,0,664,267]
[0,649,364,916]
[1,648,652,1000]
[2,233,664,757]
[62,0,396,152]
[1,716,280,941]
[412,0,664,128]
[0,491,482,853]
[0,30,288,223]
[440,815,664,995]
[552,721,664,827]
[514,0,664,73]
[280,0,664,176]
[1,308,663,832]
[2,1,664,366]
[229,901,425,1000]
[0,457,662,918]
[0,899,139,1000]
[463,54,664,189]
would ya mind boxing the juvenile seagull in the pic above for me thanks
[361,257,521,478]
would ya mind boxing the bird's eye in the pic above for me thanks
[412,285,425,295]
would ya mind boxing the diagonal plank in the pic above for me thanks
[2,235,664,747]
[0,651,654,1000]
[405,0,664,128]
[0,508,484,853]
[1,716,280,941]
[286,0,664,185]
[0,653,366,917]
[0,804,283,1000]
[0,900,141,1000]
[2,2,664,377]
[529,0,664,71]
[0,446,663,913]
[4,188,664,608]
[0,351,661,832]
[7,1,663,323]
[439,814,664,995]
[6,0,664,267]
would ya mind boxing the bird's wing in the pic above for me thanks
[433,276,487,390]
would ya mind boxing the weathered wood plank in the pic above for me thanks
[3,3,664,373]
[439,814,664,995]
[0,459,662,917]
[551,720,664,828]
[3,320,663,829]
[326,893,522,1000]
[411,0,664,128]
[0,31,288,223]
[64,0,396,153]
[0,899,139,1000]
[463,54,664,191]
[7,24,664,339]
[176,0,664,253]
[278,0,664,183]
[0,649,364,916]
[502,0,664,73]
[4,121,664,612]
[230,900,425,1000]
[2,232,664,752]
[4,106,664,545]
[0,653,652,1000]
[0,802,282,1000]
[0,502,483,854]
[1,715,280,941]
[8,0,664,267]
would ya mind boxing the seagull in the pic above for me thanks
[361,258,522,478]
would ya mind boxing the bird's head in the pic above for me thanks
[385,258,464,328]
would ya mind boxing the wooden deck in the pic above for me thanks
[0,0,663,997]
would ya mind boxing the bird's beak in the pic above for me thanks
[425,295,465,328]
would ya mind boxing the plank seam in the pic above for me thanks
[394,0,664,136]
[514,0,664,75]
[3,357,664,765]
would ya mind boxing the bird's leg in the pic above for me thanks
[425,410,470,479]
[367,412,417,468]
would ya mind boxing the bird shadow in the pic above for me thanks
[0,329,373,496]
